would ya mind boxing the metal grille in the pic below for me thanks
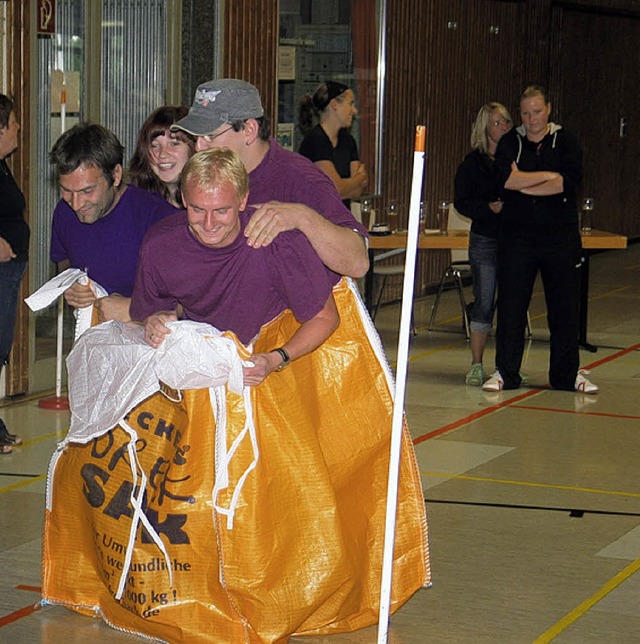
[33,0,169,290]
[101,0,168,164]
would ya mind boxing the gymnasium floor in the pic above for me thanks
[1,242,638,643]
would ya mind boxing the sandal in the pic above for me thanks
[0,443,12,455]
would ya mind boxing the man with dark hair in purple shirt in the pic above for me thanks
[49,123,178,322]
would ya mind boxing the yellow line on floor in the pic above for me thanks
[511,286,630,324]
[409,339,468,361]
[0,474,47,494]
[21,431,63,447]
[532,558,640,642]
[587,285,629,302]
[421,471,640,499]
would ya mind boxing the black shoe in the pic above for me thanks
[0,418,22,446]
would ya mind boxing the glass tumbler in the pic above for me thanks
[386,201,399,232]
[438,200,450,235]
[581,197,594,233]
[360,198,372,230]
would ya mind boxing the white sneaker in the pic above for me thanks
[482,371,504,392]
[575,369,599,394]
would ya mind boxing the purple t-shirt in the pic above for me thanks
[130,209,336,345]
[50,185,178,296]
[249,140,367,252]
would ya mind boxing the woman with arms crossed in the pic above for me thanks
[483,86,597,394]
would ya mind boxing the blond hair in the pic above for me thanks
[470,102,512,155]
[180,147,249,199]
[520,85,550,104]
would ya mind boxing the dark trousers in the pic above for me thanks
[496,226,581,390]
[0,260,27,364]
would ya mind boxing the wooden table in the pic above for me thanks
[368,228,627,251]
[368,229,471,250]
[366,229,628,351]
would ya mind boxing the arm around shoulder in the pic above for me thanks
[299,210,369,277]
[246,201,369,278]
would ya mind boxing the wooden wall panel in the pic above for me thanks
[377,0,639,303]
[6,0,29,395]
[223,1,279,136]
[550,6,640,237]
[379,0,528,301]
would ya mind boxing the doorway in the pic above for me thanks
[552,6,640,238]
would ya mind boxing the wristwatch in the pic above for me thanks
[273,347,291,371]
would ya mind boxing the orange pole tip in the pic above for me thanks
[61,90,67,104]
[414,125,426,152]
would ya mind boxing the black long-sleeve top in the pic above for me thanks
[494,124,583,228]
[454,149,501,239]
[0,158,29,262]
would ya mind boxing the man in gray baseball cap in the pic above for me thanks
[172,79,368,279]
[172,79,264,136]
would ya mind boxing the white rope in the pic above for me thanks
[114,420,174,600]
[211,383,259,530]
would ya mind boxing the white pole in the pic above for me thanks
[61,88,66,132]
[377,126,426,643]
[39,85,71,410]
[55,90,67,400]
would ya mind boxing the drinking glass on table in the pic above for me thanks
[386,201,399,232]
[419,201,426,233]
[360,198,372,230]
[581,197,594,233]
[438,200,450,235]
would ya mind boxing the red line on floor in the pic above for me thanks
[412,343,640,446]
[413,388,542,445]
[0,602,40,627]
[15,585,42,593]
[585,342,640,370]
[514,405,640,420]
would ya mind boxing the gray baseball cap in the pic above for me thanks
[171,79,264,136]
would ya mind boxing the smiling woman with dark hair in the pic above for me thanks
[0,93,30,453]
[129,106,195,207]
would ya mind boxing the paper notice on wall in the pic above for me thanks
[278,46,296,81]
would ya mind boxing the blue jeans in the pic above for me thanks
[468,232,498,334]
[0,260,27,364]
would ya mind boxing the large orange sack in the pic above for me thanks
[42,279,430,642]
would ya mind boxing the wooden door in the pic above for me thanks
[552,7,640,237]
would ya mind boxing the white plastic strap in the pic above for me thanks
[211,383,259,530]
[114,420,173,600]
